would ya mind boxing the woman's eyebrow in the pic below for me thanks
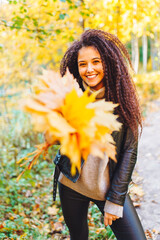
[78,60,86,63]
[78,57,101,63]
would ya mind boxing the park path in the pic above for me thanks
[136,99,160,240]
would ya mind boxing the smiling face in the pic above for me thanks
[77,46,105,91]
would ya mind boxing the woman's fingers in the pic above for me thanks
[108,218,113,226]
[113,216,119,220]
[104,212,119,226]
[104,216,111,226]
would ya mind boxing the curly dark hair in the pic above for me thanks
[60,29,142,137]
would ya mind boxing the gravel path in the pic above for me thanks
[136,99,160,240]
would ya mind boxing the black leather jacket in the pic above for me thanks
[53,124,138,206]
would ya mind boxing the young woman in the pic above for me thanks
[53,29,146,240]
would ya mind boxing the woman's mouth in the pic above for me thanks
[86,74,98,79]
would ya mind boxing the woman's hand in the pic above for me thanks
[104,212,120,226]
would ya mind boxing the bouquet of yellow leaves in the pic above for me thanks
[17,70,121,180]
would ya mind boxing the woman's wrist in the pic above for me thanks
[104,200,123,218]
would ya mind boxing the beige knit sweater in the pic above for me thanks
[59,83,123,217]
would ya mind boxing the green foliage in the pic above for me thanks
[0,109,60,239]
[0,160,56,239]
[88,204,116,240]
[0,165,116,239]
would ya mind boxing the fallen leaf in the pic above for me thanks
[152,228,159,234]
[58,216,64,222]
[25,190,32,197]
[0,224,4,229]
[96,228,105,234]
[53,222,63,232]
[133,202,141,207]
[16,230,24,236]
[19,212,26,217]
[23,218,30,224]
[39,223,50,234]
[129,184,144,197]
[47,206,59,215]
[145,229,153,239]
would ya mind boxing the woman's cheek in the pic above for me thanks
[79,69,85,80]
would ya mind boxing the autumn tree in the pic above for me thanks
[1,0,160,120]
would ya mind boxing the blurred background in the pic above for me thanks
[0,0,160,239]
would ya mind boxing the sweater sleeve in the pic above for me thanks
[104,200,123,218]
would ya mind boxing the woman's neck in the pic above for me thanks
[82,81,105,100]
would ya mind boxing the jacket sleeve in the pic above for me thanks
[106,126,138,206]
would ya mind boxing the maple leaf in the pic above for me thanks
[61,89,95,131]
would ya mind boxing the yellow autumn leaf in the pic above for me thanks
[47,111,76,136]
[31,114,49,132]
[34,91,65,110]
[90,140,117,161]
[39,69,82,98]
[23,98,50,114]
[60,133,81,175]
[94,112,120,128]
[88,99,118,112]
[61,88,95,130]
[88,100,121,130]
[47,206,59,215]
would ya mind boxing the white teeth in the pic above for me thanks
[87,75,97,79]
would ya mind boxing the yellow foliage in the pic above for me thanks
[1,0,160,109]
[18,70,121,178]
[61,89,96,130]
[134,72,160,105]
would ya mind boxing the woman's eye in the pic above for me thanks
[93,60,99,64]
[79,63,86,66]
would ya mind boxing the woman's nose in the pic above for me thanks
[87,63,94,73]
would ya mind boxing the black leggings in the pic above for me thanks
[58,182,146,240]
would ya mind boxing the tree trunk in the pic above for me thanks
[2,88,10,125]
[131,0,139,73]
[150,32,159,71]
[131,34,139,73]
[142,34,147,72]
